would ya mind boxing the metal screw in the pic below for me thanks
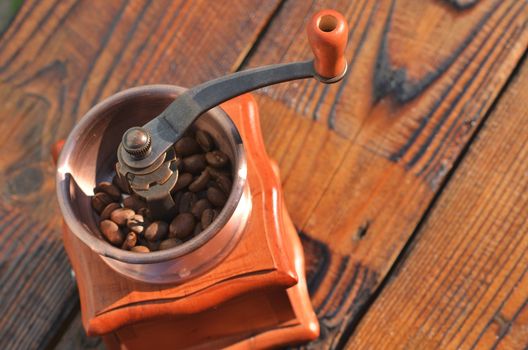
[122,127,151,159]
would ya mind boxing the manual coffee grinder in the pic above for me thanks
[55,10,348,349]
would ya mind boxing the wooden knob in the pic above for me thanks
[306,10,348,80]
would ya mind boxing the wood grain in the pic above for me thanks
[346,56,528,349]
[0,203,77,350]
[242,0,528,347]
[0,1,281,348]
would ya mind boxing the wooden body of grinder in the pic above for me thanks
[55,10,348,349]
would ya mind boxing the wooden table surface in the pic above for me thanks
[0,0,527,349]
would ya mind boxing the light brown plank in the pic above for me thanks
[0,1,281,348]
[347,57,528,349]
[241,0,528,347]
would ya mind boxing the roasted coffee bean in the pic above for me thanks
[137,207,152,220]
[178,192,197,213]
[207,186,227,207]
[195,130,214,152]
[193,222,203,235]
[144,221,168,242]
[145,239,160,251]
[122,232,138,250]
[205,150,229,168]
[188,170,210,192]
[175,158,184,172]
[94,181,121,201]
[183,154,206,174]
[123,195,147,212]
[127,214,145,234]
[173,172,193,192]
[100,202,121,221]
[110,208,135,226]
[100,220,124,246]
[112,174,130,194]
[131,245,150,253]
[175,137,201,157]
[159,238,182,250]
[191,198,212,218]
[201,209,219,229]
[91,192,113,213]
[215,174,232,195]
[206,166,231,180]
[169,213,195,239]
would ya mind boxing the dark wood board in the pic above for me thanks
[347,56,528,349]
[242,0,528,348]
[1,0,527,349]
[0,0,281,348]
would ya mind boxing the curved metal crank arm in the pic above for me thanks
[126,60,322,169]
[119,9,349,170]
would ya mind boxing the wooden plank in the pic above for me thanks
[241,0,528,347]
[53,309,104,350]
[346,57,528,349]
[0,203,78,350]
[0,0,281,348]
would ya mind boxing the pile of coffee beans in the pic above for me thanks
[91,129,233,253]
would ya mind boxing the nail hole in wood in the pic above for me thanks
[354,221,370,241]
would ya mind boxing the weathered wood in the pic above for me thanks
[242,0,528,347]
[0,203,77,350]
[0,0,281,348]
[346,57,528,349]
[53,308,104,350]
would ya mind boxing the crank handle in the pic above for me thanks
[119,9,348,169]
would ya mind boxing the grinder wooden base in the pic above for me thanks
[62,94,319,349]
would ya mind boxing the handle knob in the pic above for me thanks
[306,9,348,80]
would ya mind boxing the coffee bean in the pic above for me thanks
[112,174,130,194]
[94,181,121,201]
[207,166,231,180]
[91,192,113,213]
[207,186,227,207]
[131,245,150,253]
[195,130,214,152]
[183,154,206,174]
[175,157,184,172]
[169,213,195,239]
[193,222,203,236]
[144,221,168,242]
[110,208,135,226]
[123,195,147,212]
[100,202,121,221]
[159,238,182,250]
[137,207,152,220]
[178,192,197,213]
[173,172,193,192]
[175,137,201,157]
[205,150,229,168]
[145,239,160,251]
[188,170,210,192]
[191,198,212,218]
[201,209,219,229]
[127,214,145,234]
[215,174,232,195]
[122,232,137,250]
[100,220,124,246]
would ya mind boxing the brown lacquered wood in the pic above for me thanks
[347,58,528,350]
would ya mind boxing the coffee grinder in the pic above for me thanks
[55,9,348,349]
